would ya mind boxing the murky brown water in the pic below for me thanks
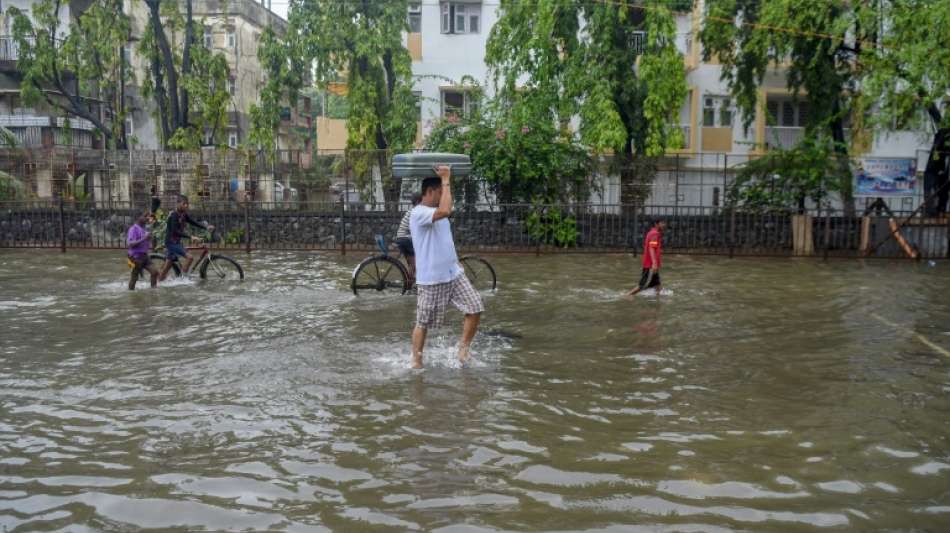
[1,249,949,531]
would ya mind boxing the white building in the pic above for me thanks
[318,0,934,210]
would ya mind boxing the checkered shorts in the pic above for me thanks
[416,274,484,329]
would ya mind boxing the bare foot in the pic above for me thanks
[411,355,423,369]
[457,344,471,366]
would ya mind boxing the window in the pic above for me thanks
[227,31,236,49]
[455,4,466,33]
[228,132,238,148]
[767,99,809,127]
[441,88,476,119]
[408,3,422,33]
[124,116,133,137]
[703,96,733,127]
[203,28,213,48]
[413,90,422,120]
[226,78,236,96]
[122,46,133,66]
[630,31,646,54]
[441,2,481,34]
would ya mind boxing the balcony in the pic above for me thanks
[0,115,95,131]
[667,124,691,152]
[764,126,804,150]
[0,36,29,61]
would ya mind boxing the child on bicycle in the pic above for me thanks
[160,195,214,281]
[127,210,158,290]
[395,193,422,283]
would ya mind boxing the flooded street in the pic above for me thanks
[1,249,948,531]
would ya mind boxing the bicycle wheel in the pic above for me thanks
[149,253,180,278]
[352,256,409,296]
[460,256,496,291]
[200,254,245,281]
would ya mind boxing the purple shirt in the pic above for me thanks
[127,223,150,257]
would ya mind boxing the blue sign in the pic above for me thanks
[854,159,917,197]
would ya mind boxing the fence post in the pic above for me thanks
[823,207,831,261]
[58,196,66,253]
[341,162,348,256]
[244,200,251,254]
[728,206,736,258]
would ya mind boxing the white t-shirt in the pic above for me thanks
[409,205,462,285]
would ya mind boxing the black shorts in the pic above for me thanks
[395,237,414,257]
[638,268,661,289]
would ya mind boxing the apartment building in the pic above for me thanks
[315,1,936,209]
[0,0,98,149]
[125,0,311,152]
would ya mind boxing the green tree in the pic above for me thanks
[247,25,307,152]
[7,0,131,148]
[138,0,230,148]
[729,135,841,212]
[426,87,593,247]
[857,0,950,216]
[254,0,417,154]
[700,0,868,214]
[486,0,689,206]
[426,92,592,205]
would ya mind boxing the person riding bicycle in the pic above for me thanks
[395,193,422,282]
[159,194,214,281]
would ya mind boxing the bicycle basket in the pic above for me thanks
[375,234,388,255]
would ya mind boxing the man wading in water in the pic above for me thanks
[410,166,484,368]
[627,218,666,298]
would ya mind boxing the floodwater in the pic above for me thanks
[1,249,949,532]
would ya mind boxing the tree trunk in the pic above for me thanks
[146,0,182,142]
[829,98,854,216]
[148,49,171,145]
[180,0,194,130]
[618,139,653,213]
[923,127,949,217]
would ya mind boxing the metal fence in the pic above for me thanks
[0,148,932,213]
[2,199,946,259]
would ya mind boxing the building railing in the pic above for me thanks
[678,125,691,149]
[0,36,27,61]
[764,126,804,150]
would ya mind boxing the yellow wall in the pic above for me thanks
[701,127,733,152]
[407,33,423,62]
[316,117,348,151]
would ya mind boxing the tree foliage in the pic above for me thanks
[426,87,593,247]
[701,0,869,212]
[248,25,307,151]
[7,0,130,148]
[426,91,592,206]
[255,0,417,154]
[138,0,230,149]
[486,0,688,204]
[857,0,950,215]
[729,135,845,212]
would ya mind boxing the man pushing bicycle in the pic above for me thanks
[159,195,214,281]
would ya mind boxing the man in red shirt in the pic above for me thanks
[627,218,666,297]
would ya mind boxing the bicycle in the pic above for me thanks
[351,234,496,296]
[133,230,245,282]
